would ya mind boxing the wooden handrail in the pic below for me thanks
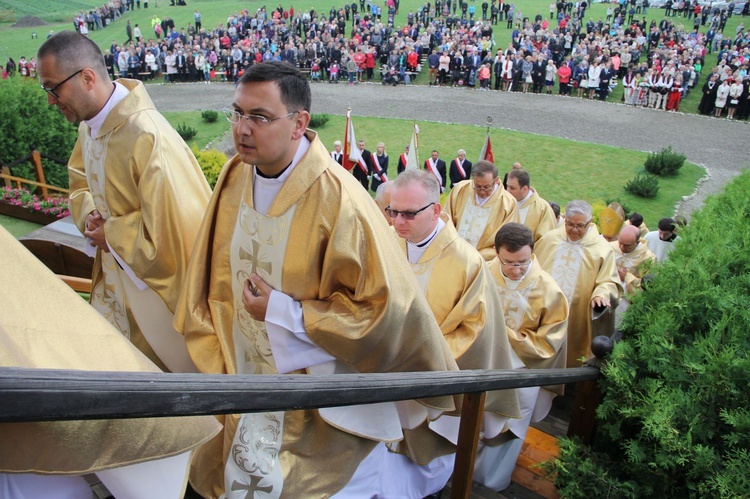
[0,366,601,423]
[1,342,612,498]
[0,170,70,195]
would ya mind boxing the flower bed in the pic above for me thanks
[0,186,70,225]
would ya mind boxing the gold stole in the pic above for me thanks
[548,240,584,308]
[226,195,297,498]
[496,280,534,333]
[456,196,493,249]
[85,131,170,371]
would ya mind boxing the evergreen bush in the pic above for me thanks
[644,147,686,176]
[625,173,660,198]
[176,122,198,141]
[308,113,330,129]
[549,171,750,498]
[191,145,226,189]
[201,110,219,123]
[0,76,77,188]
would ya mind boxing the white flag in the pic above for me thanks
[405,123,420,171]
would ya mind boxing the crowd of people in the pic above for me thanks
[7,0,748,117]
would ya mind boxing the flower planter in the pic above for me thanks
[0,202,62,225]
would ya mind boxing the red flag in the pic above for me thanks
[478,131,494,164]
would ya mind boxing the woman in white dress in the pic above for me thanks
[727,77,743,119]
[714,79,731,117]
[587,61,602,99]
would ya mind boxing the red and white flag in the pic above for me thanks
[478,130,494,164]
[344,110,369,175]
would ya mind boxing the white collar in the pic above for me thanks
[252,135,311,215]
[85,81,129,138]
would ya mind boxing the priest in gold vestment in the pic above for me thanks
[505,169,557,242]
[0,227,220,499]
[37,32,211,373]
[534,200,622,367]
[174,62,458,499]
[444,160,519,261]
[386,170,521,497]
[474,223,569,491]
[612,225,656,297]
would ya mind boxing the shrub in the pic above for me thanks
[191,145,226,189]
[625,173,659,198]
[643,146,686,176]
[551,171,750,498]
[201,110,219,123]
[176,122,198,141]
[308,113,330,129]
[0,77,77,188]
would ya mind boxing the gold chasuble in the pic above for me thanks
[174,131,458,499]
[67,79,211,371]
[394,216,521,462]
[487,256,569,395]
[517,188,557,242]
[534,226,622,367]
[444,180,519,261]
[610,240,655,296]
[399,216,520,414]
[0,227,220,477]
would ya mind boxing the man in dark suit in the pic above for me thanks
[449,149,473,188]
[598,61,614,100]
[424,149,447,193]
[354,139,372,190]
[511,52,524,91]
[532,54,546,93]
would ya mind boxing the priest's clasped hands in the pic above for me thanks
[84,209,109,252]
[242,273,271,322]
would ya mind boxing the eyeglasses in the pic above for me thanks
[499,258,531,269]
[565,221,590,231]
[41,69,84,99]
[385,202,435,221]
[224,107,299,126]
[472,183,496,192]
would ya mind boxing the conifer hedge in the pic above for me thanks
[550,171,750,498]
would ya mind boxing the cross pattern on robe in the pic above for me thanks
[231,476,273,498]
[559,247,579,267]
[239,240,273,293]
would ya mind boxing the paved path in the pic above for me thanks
[147,82,750,219]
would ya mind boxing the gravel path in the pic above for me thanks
[147,81,750,219]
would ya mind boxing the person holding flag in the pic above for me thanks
[342,108,372,190]
[354,139,373,190]
[397,145,410,174]
[370,142,389,191]
[424,149,447,193]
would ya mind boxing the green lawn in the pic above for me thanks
[0,213,41,237]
